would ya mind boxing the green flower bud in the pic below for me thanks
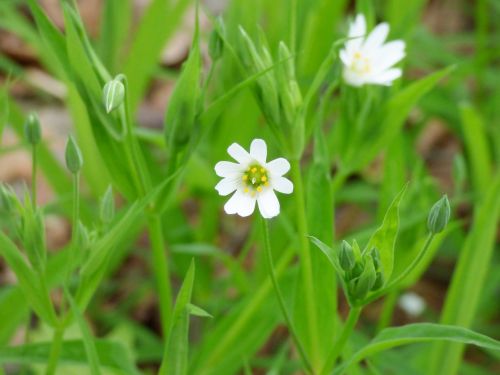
[349,259,377,300]
[372,271,384,290]
[278,41,295,81]
[427,195,451,234]
[370,247,381,269]
[208,18,225,61]
[65,136,83,174]
[21,204,46,272]
[339,240,355,271]
[103,78,125,114]
[100,186,115,225]
[24,113,41,145]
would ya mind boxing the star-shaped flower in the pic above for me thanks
[215,139,293,219]
[340,14,406,87]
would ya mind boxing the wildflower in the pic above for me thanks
[215,139,293,219]
[428,194,451,234]
[340,14,405,87]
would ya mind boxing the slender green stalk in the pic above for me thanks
[363,233,435,305]
[147,215,173,334]
[290,158,321,370]
[45,323,65,375]
[31,144,37,205]
[321,306,362,375]
[65,172,80,284]
[261,218,313,374]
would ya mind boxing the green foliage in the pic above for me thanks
[0,0,499,374]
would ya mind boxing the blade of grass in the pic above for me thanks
[429,173,500,375]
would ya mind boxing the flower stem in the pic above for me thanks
[290,158,321,371]
[363,233,435,305]
[148,215,173,334]
[31,144,37,205]
[321,306,362,375]
[261,218,313,374]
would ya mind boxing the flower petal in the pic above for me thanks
[266,157,290,176]
[224,190,256,217]
[339,49,351,66]
[227,142,252,164]
[215,161,243,178]
[363,22,389,53]
[345,14,366,54]
[257,190,280,219]
[272,177,293,194]
[372,40,405,72]
[215,177,238,196]
[250,139,267,164]
[366,68,402,85]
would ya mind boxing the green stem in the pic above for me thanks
[31,144,37,205]
[290,158,321,371]
[363,233,435,305]
[45,323,65,375]
[321,306,362,375]
[147,215,172,334]
[262,218,313,374]
[65,173,80,286]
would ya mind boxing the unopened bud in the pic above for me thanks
[370,247,381,269]
[278,41,295,81]
[65,136,83,174]
[427,195,450,234]
[103,78,125,114]
[349,259,376,300]
[24,113,41,145]
[100,186,115,225]
[372,271,384,290]
[339,240,355,271]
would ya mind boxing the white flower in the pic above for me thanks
[215,139,293,219]
[340,14,406,87]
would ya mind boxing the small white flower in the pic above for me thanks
[340,14,406,87]
[215,139,293,219]
[398,292,426,318]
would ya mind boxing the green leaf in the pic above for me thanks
[159,260,196,375]
[334,323,500,375]
[460,103,492,194]
[364,184,407,282]
[429,173,500,375]
[0,232,57,326]
[77,172,179,309]
[0,339,139,374]
[187,303,213,318]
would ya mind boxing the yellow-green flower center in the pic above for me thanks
[351,52,371,75]
[242,164,269,195]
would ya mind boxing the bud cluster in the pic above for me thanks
[237,27,304,155]
[338,240,384,303]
